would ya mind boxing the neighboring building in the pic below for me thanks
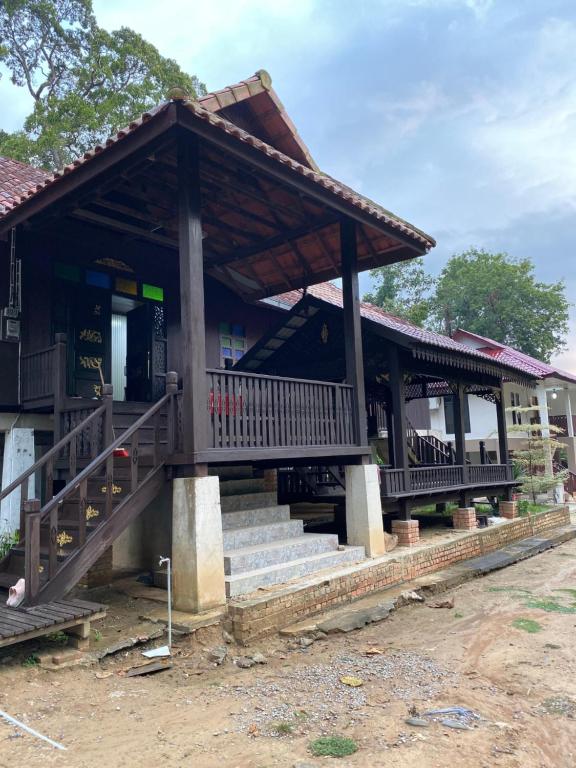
[428,329,576,488]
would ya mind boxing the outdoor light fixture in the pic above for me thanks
[551,390,558,400]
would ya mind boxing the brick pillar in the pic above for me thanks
[499,500,518,519]
[262,469,278,493]
[391,519,420,547]
[452,507,477,530]
[79,547,113,589]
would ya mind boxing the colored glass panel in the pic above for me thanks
[54,262,80,282]
[115,277,138,296]
[222,347,232,357]
[86,270,111,289]
[218,322,231,334]
[234,349,244,360]
[231,324,245,337]
[142,283,164,302]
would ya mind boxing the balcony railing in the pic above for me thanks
[380,463,513,497]
[206,369,356,450]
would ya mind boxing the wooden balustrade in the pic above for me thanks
[206,369,356,450]
[380,463,513,496]
[21,345,56,403]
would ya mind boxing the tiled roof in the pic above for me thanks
[0,77,435,251]
[270,282,536,377]
[453,329,576,384]
[0,156,49,214]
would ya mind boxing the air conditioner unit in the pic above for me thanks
[1,315,20,342]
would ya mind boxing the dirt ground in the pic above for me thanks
[1,540,576,768]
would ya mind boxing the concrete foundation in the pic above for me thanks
[345,464,386,557]
[172,475,226,613]
[1,427,35,534]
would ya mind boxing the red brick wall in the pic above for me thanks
[229,507,570,643]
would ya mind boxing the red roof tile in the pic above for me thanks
[0,78,434,251]
[453,329,576,384]
[0,156,49,214]
[270,282,537,377]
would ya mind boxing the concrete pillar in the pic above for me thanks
[565,390,574,438]
[452,507,477,530]
[392,519,420,547]
[499,500,518,520]
[345,464,386,557]
[172,475,226,612]
[1,427,35,535]
[536,386,554,477]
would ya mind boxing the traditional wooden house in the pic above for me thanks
[0,71,534,632]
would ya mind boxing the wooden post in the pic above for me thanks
[479,440,487,465]
[102,384,114,519]
[388,345,410,492]
[178,134,208,460]
[495,384,509,466]
[385,402,395,466]
[166,371,179,454]
[453,382,468,483]
[24,499,41,605]
[340,218,368,447]
[53,333,67,444]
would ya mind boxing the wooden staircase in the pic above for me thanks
[0,375,179,606]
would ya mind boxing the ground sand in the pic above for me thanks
[1,539,576,768]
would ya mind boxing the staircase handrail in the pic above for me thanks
[0,403,106,505]
[37,392,172,523]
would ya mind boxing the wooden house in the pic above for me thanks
[0,71,534,618]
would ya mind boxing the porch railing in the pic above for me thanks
[206,369,356,450]
[380,463,513,496]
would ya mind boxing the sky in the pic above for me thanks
[1,0,575,370]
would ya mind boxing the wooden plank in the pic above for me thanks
[0,611,106,650]
[234,374,242,450]
[0,609,48,630]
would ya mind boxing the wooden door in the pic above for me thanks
[71,287,111,398]
[125,303,167,402]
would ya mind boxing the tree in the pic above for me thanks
[363,257,434,326]
[508,406,567,504]
[430,248,569,362]
[0,0,205,169]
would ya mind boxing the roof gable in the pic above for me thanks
[198,70,318,170]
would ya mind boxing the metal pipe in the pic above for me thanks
[0,708,66,750]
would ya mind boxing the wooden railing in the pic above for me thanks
[550,414,576,435]
[380,463,513,496]
[0,401,107,538]
[206,369,356,450]
[21,345,56,403]
[22,372,179,605]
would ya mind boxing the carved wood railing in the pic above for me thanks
[0,400,108,538]
[206,369,356,450]
[22,372,178,605]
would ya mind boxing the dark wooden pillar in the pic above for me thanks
[388,345,410,493]
[495,384,509,465]
[385,402,395,466]
[340,218,368,447]
[452,382,468,483]
[177,134,208,461]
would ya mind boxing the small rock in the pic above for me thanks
[235,656,255,669]
[222,630,234,644]
[299,637,314,648]
[207,646,227,665]
[405,717,430,728]
[294,763,317,768]
[250,652,267,665]
[429,598,455,609]
[311,630,327,641]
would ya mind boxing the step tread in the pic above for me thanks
[223,519,303,549]
[225,546,366,591]
[221,505,290,529]
[225,533,337,558]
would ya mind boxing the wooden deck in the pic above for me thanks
[0,596,106,649]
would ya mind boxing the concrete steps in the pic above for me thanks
[219,469,365,598]
[225,546,365,597]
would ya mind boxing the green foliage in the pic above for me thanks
[508,408,567,503]
[272,721,294,735]
[47,630,68,645]
[364,257,434,327]
[309,735,358,757]
[0,527,19,559]
[524,597,576,614]
[512,618,542,633]
[430,248,569,362]
[0,0,205,169]
[22,653,40,667]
